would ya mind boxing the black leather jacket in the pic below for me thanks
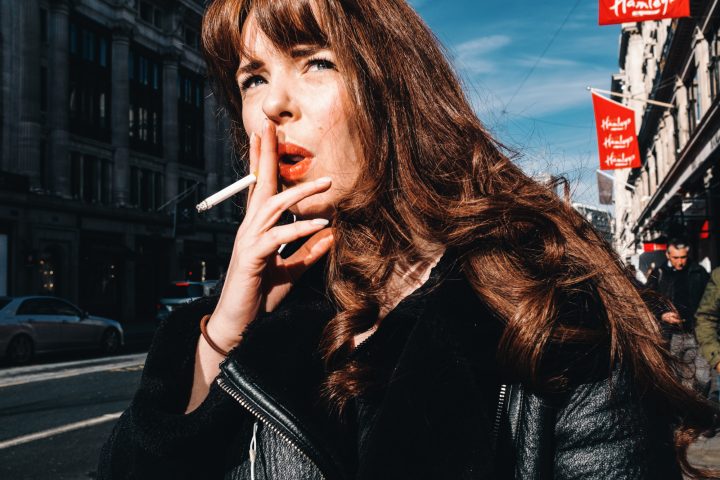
[99,252,682,479]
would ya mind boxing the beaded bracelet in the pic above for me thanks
[199,314,230,356]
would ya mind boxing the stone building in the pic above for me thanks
[572,203,613,246]
[0,0,240,322]
[613,0,720,271]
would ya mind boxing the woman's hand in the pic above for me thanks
[207,119,333,353]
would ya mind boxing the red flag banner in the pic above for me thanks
[592,92,641,170]
[599,0,690,25]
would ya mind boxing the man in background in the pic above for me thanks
[696,267,720,401]
[646,239,711,394]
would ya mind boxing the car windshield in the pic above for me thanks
[162,284,204,298]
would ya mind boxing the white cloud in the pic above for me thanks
[514,56,583,68]
[464,64,608,118]
[451,35,512,73]
[455,35,512,54]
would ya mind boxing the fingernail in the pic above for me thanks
[311,218,329,226]
[262,119,269,134]
[315,176,332,186]
[249,132,256,143]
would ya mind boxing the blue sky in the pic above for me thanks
[410,0,621,210]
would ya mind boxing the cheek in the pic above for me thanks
[315,100,361,181]
[241,99,263,136]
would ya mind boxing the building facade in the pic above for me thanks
[0,0,240,322]
[572,203,613,246]
[613,0,720,271]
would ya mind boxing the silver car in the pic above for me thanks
[155,280,218,322]
[0,296,124,364]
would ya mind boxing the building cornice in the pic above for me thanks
[631,94,720,234]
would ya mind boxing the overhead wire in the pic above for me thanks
[503,0,584,113]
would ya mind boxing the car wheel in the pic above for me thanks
[100,329,121,355]
[7,335,34,365]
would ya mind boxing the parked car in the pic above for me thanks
[0,296,124,364]
[155,280,218,322]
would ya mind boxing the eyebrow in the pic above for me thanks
[237,45,328,76]
[237,60,263,77]
[289,45,324,58]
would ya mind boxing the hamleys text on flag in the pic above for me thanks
[592,92,641,170]
[598,0,690,25]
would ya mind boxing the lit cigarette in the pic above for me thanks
[196,173,257,212]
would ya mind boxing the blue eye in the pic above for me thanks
[240,75,265,92]
[308,58,336,71]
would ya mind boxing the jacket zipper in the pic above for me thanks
[216,376,328,480]
[491,383,508,452]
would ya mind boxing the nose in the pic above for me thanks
[262,76,297,125]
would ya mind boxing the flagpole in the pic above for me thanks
[587,87,675,109]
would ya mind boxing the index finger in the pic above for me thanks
[246,132,260,210]
[253,119,279,203]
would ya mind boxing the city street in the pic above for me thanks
[0,354,145,479]
[1,350,719,478]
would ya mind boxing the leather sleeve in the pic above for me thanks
[553,369,681,480]
[97,296,251,479]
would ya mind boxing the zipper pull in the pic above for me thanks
[250,421,259,480]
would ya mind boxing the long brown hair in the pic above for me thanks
[202,0,719,476]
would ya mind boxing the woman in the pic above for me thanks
[99,0,719,478]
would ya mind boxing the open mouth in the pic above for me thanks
[278,143,314,181]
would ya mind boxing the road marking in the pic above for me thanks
[0,352,146,376]
[0,354,147,388]
[0,412,123,450]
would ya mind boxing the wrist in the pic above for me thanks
[203,314,245,355]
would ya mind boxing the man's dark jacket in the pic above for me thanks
[646,261,710,332]
[98,252,681,479]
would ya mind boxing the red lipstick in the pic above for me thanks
[278,143,314,181]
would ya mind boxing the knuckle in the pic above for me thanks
[267,229,280,243]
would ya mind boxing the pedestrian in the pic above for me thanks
[98,1,719,478]
[646,239,712,394]
[697,267,720,402]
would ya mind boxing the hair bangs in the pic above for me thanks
[240,0,329,59]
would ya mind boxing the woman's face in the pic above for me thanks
[238,16,362,219]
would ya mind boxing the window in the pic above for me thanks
[17,299,51,315]
[686,69,701,133]
[68,16,111,142]
[46,299,81,317]
[40,66,47,113]
[671,107,680,152]
[40,8,48,44]
[710,28,720,100]
[178,178,205,205]
[71,153,113,204]
[184,26,200,50]
[16,298,78,316]
[129,46,162,155]
[130,166,164,211]
[178,69,205,168]
[137,1,162,29]
[652,146,659,187]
